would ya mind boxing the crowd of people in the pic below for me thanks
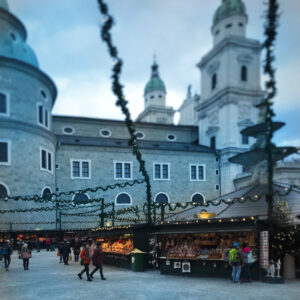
[0,237,107,281]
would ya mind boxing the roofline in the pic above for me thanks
[53,114,198,130]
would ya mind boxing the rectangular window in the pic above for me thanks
[71,160,90,179]
[190,164,206,181]
[82,161,89,178]
[210,136,216,149]
[37,104,49,129]
[0,93,7,114]
[216,170,219,175]
[0,142,8,163]
[40,148,53,173]
[45,109,48,128]
[38,105,43,124]
[216,185,220,190]
[41,150,47,169]
[114,161,132,180]
[242,134,249,145]
[153,163,170,180]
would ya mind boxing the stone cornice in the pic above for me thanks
[195,87,264,114]
[53,115,198,132]
[57,135,214,154]
[0,57,57,105]
[136,105,175,122]
[0,118,57,144]
[197,36,261,69]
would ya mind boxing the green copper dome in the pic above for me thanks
[213,0,246,26]
[144,61,166,95]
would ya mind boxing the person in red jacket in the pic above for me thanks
[77,242,92,281]
[90,243,106,280]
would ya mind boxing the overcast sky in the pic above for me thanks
[8,0,300,147]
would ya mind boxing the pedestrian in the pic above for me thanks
[241,242,254,282]
[35,236,40,252]
[78,242,92,281]
[73,238,81,262]
[21,243,31,270]
[2,240,12,271]
[229,242,243,283]
[46,237,51,251]
[89,239,96,257]
[58,241,64,263]
[90,243,106,280]
[62,241,71,265]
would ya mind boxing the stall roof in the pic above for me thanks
[164,183,300,223]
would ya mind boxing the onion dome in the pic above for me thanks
[144,60,166,96]
[0,1,39,68]
[213,0,246,26]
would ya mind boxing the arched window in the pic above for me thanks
[241,66,247,81]
[191,193,205,204]
[211,73,217,90]
[73,193,90,205]
[42,187,52,200]
[0,183,8,196]
[115,192,132,205]
[154,193,169,204]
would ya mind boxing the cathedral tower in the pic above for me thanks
[196,0,264,193]
[136,59,175,124]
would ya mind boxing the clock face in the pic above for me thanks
[208,111,218,124]
[239,105,250,119]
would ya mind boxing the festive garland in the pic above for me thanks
[0,179,144,203]
[98,0,152,224]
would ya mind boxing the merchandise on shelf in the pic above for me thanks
[161,231,256,260]
[100,236,133,255]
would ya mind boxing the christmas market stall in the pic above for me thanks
[90,224,150,269]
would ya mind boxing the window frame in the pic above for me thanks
[113,161,133,180]
[191,192,206,204]
[70,159,91,179]
[115,192,132,206]
[242,134,249,145]
[241,65,248,82]
[153,162,170,181]
[72,192,91,206]
[189,163,206,181]
[0,91,10,117]
[37,103,50,129]
[40,147,53,174]
[211,73,217,90]
[99,129,112,138]
[0,139,11,166]
[154,192,170,204]
[0,181,10,196]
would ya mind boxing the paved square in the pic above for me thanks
[0,251,299,300]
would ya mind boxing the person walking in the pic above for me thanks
[90,243,106,280]
[73,238,81,262]
[21,243,31,270]
[2,240,12,271]
[46,237,51,251]
[241,242,254,282]
[58,241,64,263]
[78,242,92,281]
[229,242,243,283]
[62,241,71,265]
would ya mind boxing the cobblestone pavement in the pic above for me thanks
[0,251,299,300]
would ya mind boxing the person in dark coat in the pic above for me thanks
[58,241,64,263]
[73,238,81,262]
[90,243,106,280]
[62,241,71,265]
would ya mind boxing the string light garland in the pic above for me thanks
[0,179,145,203]
[97,0,152,224]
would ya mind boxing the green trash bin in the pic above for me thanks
[131,248,146,272]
